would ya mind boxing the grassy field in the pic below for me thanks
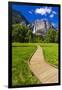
[12,43,58,86]
[40,43,58,68]
[12,43,40,86]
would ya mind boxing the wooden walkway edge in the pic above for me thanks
[29,46,58,84]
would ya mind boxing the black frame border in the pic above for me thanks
[8,1,61,88]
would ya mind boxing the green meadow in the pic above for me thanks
[40,43,58,68]
[12,43,58,86]
[12,43,40,86]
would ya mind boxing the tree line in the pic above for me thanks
[12,24,58,43]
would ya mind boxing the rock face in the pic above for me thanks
[31,19,53,35]
[12,9,29,25]
[12,9,56,36]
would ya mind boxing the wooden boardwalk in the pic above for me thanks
[29,46,58,84]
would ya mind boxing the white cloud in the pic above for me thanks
[50,14,54,18]
[49,11,56,18]
[35,8,46,15]
[28,11,32,14]
[45,7,52,13]
[52,11,56,14]
[35,7,52,15]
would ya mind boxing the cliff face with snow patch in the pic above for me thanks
[12,9,56,36]
[31,19,53,35]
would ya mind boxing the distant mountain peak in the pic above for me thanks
[12,9,29,25]
[30,19,56,35]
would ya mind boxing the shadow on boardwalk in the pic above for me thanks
[29,45,58,84]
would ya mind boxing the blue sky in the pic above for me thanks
[12,4,59,28]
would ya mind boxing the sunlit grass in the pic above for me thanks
[12,44,40,86]
[40,43,58,68]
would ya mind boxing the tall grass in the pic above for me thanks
[40,43,58,68]
[12,44,40,86]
